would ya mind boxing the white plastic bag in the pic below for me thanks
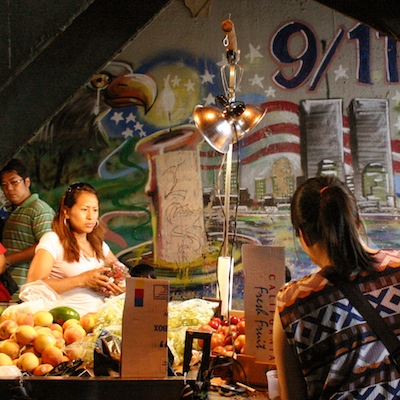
[19,280,62,303]
[1,280,66,321]
[0,365,22,378]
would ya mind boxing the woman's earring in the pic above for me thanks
[64,218,69,227]
[95,220,99,229]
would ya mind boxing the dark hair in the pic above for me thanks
[53,182,105,263]
[0,159,30,180]
[130,264,157,279]
[291,176,375,276]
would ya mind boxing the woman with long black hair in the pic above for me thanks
[273,176,400,399]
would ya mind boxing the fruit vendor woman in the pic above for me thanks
[26,183,125,316]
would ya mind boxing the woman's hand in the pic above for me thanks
[79,267,112,291]
[105,281,126,296]
[79,267,126,296]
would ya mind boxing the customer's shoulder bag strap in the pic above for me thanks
[320,269,400,372]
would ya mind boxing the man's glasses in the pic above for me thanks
[1,178,24,190]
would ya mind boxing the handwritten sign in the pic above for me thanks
[242,245,285,363]
[154,150,205,264]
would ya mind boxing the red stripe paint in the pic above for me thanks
[241,142,301,165]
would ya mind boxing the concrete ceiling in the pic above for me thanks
[0,0,398,168]
[0,0,172,168]
[315,0,400,41]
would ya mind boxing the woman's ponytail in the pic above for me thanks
[291,176,375,276]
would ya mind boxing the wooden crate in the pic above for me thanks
[232,354,271,387]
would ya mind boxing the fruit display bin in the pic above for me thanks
[0,376,193,400]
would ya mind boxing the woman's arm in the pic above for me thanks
[273,308,308,400]
[27,249,112,294]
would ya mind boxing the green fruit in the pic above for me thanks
[0,306,5,316]
[49,307,80,325]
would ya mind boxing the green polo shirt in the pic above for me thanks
[2,193,55,298]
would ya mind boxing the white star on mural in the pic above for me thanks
[249,74,265,89]
[333,65,349,81]
[201,70,215,84]
[121,127,134,138]
[394,116,400,130]
[171,75,181,87]
[134,121,144,132]
[265,86,276,98]
[392,90,400,104]
[126,113,136,123]
[203,93,215,106]
[245,43,263,63]
[138,129,147,138]
[110,112,124,125]
[184,79,195,91]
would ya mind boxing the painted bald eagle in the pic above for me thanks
[28,61,157,188]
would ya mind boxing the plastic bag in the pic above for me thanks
[168,299,218,329]
[167,299,219,366]
[19,280,62,303]
[99,260,130,296]
[1,280,65,321]
[93,293,125,337]
[0,365,22,378]
[63,334,98,369]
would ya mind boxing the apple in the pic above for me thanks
[35,327,53,336]
[33,333,56,354]
[0,319,18,340]
[237,320,245,335]
[48,323,63,333]
[15,325,37,346]
[0,353,13,366]
[33,363,53,376]
[63,326,86,344]
[62,319,79,331]
[52,330,63,339]
[0,339,20,359]
[208,317,222,330]
[197,324,214,348]
[17,352,40,373]
[54,335,65,349]
[16,313,34,327]
[33,311,53,327]
[41,346,63,367]
[210,333,225,350]
[211,345,227,355]
[79,314,95,333]
[234,334,246,352]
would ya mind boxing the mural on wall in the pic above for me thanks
[12,4,400,307]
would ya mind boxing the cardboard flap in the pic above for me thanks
[120,277,169,378]
[242,245,285,364]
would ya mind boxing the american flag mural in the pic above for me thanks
[200,101,302,200]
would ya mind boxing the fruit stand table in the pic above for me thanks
[0,376,192,400]
[0,376,272,400]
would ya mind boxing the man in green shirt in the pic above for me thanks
[0,159,55,299]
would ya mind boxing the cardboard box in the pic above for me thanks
[233,354,270,387]
[242,245,285,365]
[120,277,170,378]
